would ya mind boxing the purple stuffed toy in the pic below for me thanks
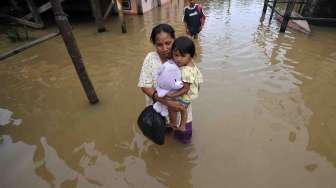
[153,60,183,116]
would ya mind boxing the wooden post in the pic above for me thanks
[260,0,269,22]
[22,0,65,20]
[103,0,114,19]
[280,0,296,32]
[26,0,43,25]
[298,2,304,14]
[49,0,99,104]
[269,0,278,22]
[116,0,127,33]
[0,13,44,28]
[90,0,106,32]
[136,0,143,15]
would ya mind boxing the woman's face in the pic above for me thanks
[154,32,174,60]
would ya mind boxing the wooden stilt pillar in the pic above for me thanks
[116,0,127,33]
[260,0,269,22]
[136,0,143,15]
[49,0,99,104]
[103,0,114,20]
[269,0,278,22]
[90,0,106,32]
[280,0,296,32]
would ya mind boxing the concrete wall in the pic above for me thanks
[100,0,172,15]
[141,0,170,13]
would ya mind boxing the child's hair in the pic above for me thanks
[150,24,176,45]
[171,36,196,58]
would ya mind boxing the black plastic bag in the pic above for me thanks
[137,105,166,145]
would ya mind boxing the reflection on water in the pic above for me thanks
[0,108,22,126]
[1,0,336,187]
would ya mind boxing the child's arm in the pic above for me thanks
[167,82,191,98]
[198,5,206,29]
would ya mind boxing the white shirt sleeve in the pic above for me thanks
[138,52,155,88]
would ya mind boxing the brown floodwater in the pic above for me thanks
[1,0,336,187]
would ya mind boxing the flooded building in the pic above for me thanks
[303,0,336,18]
[119,0,171,14]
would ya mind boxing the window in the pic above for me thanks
[122,0,131,10]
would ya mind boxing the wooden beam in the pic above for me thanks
[90,0,106,32]
[269,0,278,22]
[49,0,99,104]
[260,0,270,22]
[22,0,66,20]
[268,0,305,3]
[103,0,115,20]
[0,14,43,28]
[0,32,59,61]
[290,16,336,22]
[116,0,127,33]
[25,0,44,27]
[280,0,296,32]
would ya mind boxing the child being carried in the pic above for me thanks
[154,36,203,132]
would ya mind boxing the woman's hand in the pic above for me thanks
[142,87,185,111]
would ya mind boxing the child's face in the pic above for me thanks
[173,50,192,67]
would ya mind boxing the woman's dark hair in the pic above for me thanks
[150,24,175,45]
[171,36,196,57]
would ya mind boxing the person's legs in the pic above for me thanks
[178,107,188,131]
[174,103,192,143]
[174,121,192,144]
[167,107,178,128]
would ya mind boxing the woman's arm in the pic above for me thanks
[166,82,191,98]
[141,87,185,111]
[141,87,156,99]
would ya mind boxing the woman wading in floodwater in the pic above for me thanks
[138,24,194,143]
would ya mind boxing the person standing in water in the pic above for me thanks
[167,36,203,137]
[138,24,195,143]
[183,0,206,39]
